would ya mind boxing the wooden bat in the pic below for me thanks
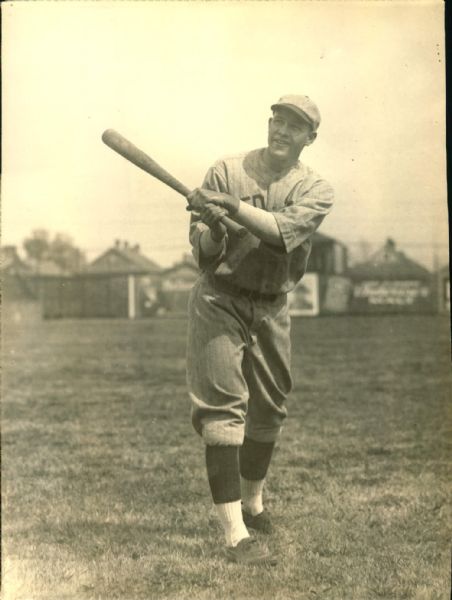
[101,129,246,237]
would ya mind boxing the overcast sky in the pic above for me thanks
[3,1,447,268]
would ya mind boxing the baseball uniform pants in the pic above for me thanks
[186,273,292,446]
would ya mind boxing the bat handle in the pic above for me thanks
[164,183,246,237]
[220,215,247,238]
[188,198,246,238]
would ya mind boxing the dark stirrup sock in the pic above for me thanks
[239,436,275,481]
[205,445,241,504]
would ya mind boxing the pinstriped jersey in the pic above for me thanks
[190,148,334,294]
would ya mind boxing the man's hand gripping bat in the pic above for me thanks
[101,129,246,238]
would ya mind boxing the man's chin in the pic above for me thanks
[268,145,289,159]
[268,146,294,166]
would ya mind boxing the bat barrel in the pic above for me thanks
[102,129,247,238]
[102,129,192,197]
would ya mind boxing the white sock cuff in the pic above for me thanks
[241,477,265,497]
[215,499,243,525]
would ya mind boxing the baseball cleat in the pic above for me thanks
[242,509,273,534]
[226,537,277,565]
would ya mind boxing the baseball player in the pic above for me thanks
[186,95,334,565]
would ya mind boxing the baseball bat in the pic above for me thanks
[101,129,246,237]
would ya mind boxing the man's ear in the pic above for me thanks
[305,131,317,146]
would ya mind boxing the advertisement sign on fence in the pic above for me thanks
[351,279,432,312]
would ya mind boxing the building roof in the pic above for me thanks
[85,241,161,275]
[312,231,333,244]
[161,254,199,278]
[0,246,31,274]
[1,245,74,278]
[347,238,431,280]
[33,260,71,277]
[311,231,348,248]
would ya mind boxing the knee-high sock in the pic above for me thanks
[205,445,249,547]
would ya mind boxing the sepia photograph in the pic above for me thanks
[2,1,451,598]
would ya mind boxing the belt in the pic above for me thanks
[209,275,284,303]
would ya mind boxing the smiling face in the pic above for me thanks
[266,107,317,170]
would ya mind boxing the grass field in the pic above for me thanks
[2,311,452,600]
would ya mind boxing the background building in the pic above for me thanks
[4,235,448,320]
[158,254,199,316]
[347,238,434,314]
[289,232,350,316]
[41,241,161,319]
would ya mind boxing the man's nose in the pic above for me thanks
[276,121,289,135]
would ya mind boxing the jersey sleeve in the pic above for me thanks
[202,161,229,193]
[273,178,334,254]
[189,161,229,269]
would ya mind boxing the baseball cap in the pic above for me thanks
[271,95,321,131]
